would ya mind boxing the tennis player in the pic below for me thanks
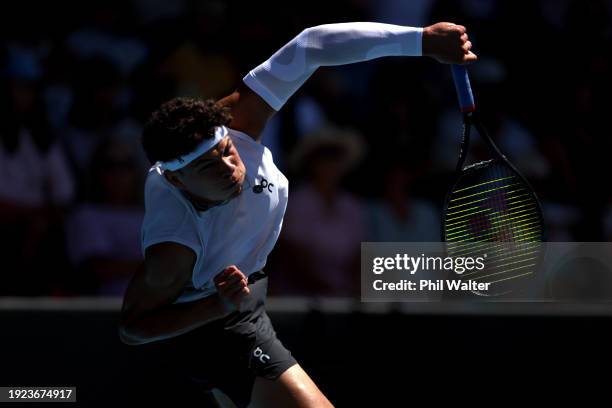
[119,21,475,407]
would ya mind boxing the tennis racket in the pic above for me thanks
[442,65,545,296]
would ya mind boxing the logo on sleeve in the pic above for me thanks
[253,177,274,194]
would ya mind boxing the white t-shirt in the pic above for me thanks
[141,128,289,303]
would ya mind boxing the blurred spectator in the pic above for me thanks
[0,49,75,295]
[541,202,581,241]
[39,25,79,130]
[272,126,366,297]
[131,0,188,24]
[367,161,440,242]
[60,57,145,179]
[294,95,328,142]
[65,2,148,77]
[368,0,433,26]
[64,139,144,296]
[163,44,235,98]
[0,0,609,298]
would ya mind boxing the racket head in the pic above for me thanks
[442,158,545,296]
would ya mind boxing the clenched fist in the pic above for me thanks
[423,22,477,64]
[214,265,250,312]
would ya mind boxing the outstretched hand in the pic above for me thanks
[214,265,250,312]
[423,22,477,64]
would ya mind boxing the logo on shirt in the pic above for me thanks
[253,177,274,194]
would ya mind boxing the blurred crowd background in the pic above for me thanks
[1,0,610,297]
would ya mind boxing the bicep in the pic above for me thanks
[217,82,276,142]
[120,242,196,324]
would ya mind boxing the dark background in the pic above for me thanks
[0,0,610,405]
[2,307,610,406]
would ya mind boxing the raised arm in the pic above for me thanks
[220,21,475,141]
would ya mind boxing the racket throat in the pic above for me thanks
[456,113,473,172]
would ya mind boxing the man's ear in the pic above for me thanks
[163,171,186,189]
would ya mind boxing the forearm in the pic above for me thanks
[291,22,423,65]
[120,293,228,345]
[243,22,423,110]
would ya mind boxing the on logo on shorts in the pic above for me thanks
[253,346,270,364]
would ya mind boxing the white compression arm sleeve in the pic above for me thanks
[243,22,423,111]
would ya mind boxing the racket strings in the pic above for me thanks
[443,162,544,294]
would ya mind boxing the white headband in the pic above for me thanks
[156,125,228,172]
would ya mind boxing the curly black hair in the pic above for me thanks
[142,97,232,164]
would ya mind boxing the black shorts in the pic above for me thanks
[142,271,297,407]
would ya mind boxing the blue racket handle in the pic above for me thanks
[451,65,476,112]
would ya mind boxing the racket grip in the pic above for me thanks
[451,65,476,112]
